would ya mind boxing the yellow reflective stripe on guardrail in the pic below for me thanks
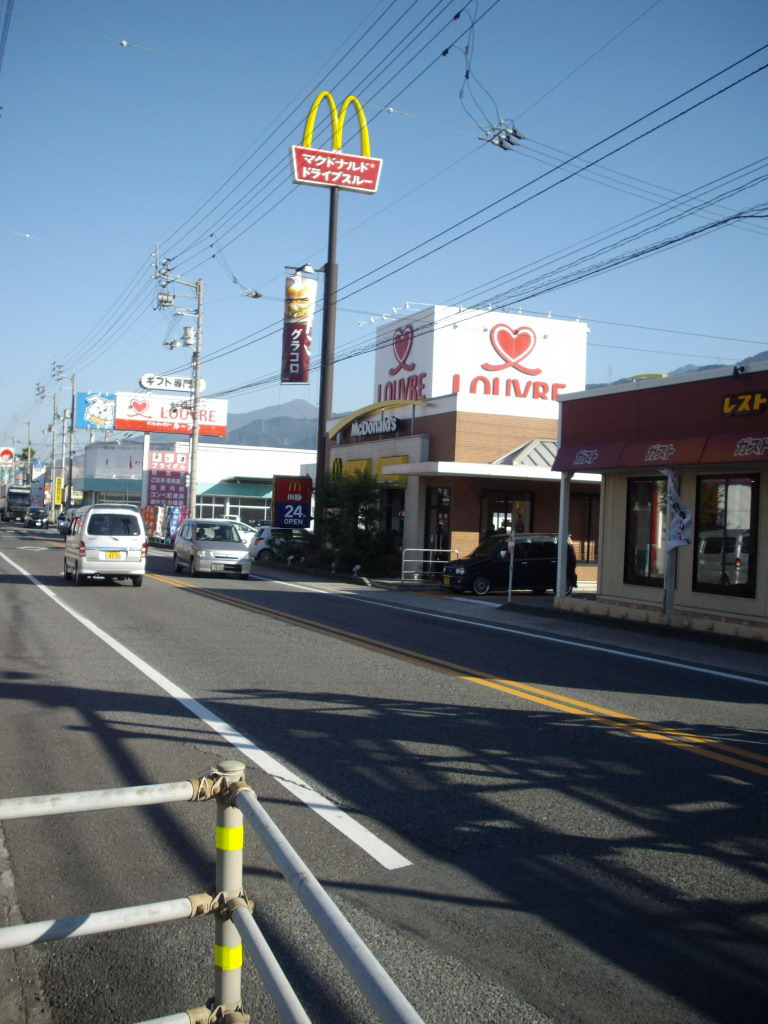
[216,825,244,851]
[215,944,243,971]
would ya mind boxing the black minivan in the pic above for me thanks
[442,533,577,596]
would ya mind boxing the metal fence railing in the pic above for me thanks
[0,761,425,1024]
[400,548,458,583]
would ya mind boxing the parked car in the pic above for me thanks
[63,503,146,586]
[173,518,251,578]
[696,528,751,586]
[58,507,80,535]
[25,506,49,528]
[248,525,313,562]
[442,533,577,596]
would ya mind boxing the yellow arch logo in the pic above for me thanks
[292,91,382,194]
[302,91,371,156]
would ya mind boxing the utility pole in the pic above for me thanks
[24,421,32,484]
[155,256,204,520]
[53,363,76,508]
[188,278,204,519]
[50,393,58,514]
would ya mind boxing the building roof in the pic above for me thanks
[494,438,558,468]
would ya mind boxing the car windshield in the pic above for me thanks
[87,514,141,536]
[470,535,507,558]
[195,524,240,543]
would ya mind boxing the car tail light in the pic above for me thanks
[79,541,86,556]
[141,541,147,557]
[735,556,741,569]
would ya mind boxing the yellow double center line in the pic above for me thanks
[151,574,768,778]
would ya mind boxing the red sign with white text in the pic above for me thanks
[114,393,227,436]
[292,146,382,193]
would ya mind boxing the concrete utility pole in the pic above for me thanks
[187,278,204,520]
[24,421,32,484]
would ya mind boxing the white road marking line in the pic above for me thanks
[249,574,768,688]
[1,552,411,871]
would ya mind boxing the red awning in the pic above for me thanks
[552,442,625,471]
[555,431,768,472]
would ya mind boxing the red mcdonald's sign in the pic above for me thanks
[291,91,382,194]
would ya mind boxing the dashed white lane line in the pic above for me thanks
[1,551,411,871]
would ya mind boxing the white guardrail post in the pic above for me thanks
[213,761,247,1021]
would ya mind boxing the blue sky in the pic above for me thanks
[2,0,767,459]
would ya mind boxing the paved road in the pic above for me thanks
[1,524,767,1024]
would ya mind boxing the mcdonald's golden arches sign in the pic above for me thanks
[292,92,382,194]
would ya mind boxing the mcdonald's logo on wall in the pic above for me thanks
[292,92,383,194]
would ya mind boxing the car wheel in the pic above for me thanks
[191,559,203,578]
[74,563,87,586]
[63,558,71,579]
[257,549,272,562]
[173,555,182,575]
[564,580,574,596]
[131,576,143,587]
[471,575,491,596]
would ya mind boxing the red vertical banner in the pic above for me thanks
[280,271,317,384]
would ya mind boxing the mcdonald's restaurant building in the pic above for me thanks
[552,360,768,642]
[327,304,601,570]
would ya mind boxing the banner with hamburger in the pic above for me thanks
[280,270,317,384]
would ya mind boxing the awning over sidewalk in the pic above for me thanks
[553,432,768,471]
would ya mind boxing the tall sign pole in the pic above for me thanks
[315,187,339,508]
[289,91,383,533]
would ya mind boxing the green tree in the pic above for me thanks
[313,467,399,574]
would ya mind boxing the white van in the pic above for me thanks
[696,529,751,587]
[63,504,147,587]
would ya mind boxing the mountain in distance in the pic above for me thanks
[219,349,768,448]
[588,348,768,389]
[216,398,319,448]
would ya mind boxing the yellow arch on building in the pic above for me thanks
[328,399,429,440]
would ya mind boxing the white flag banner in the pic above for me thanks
[660,468,692,550]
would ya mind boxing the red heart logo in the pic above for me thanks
[390,324,415,375]
[129,398,149,415]
[393,325,413,362]
[490,324,535,363]
[482,324,541,375]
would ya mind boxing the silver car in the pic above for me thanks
[173,518,251,578]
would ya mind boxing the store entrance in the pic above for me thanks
[480,490,532,537]
[424,487,451,552]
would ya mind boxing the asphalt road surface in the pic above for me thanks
[1,523,767,1024]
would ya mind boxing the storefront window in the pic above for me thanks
[624,478,666,586]
[480,490,532,538]
[195,496,271,525]
[425,487,451,551]
[693,475,758,598]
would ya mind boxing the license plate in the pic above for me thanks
[105,551,122,559]
[442,576,450,585]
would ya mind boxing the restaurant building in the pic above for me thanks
[327,305,600,567]
[553,360,768,641]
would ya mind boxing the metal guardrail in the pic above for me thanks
[400,548,458,583]
[0,761,425,1024]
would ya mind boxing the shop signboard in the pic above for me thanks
[147,450,189,507]
[139,373,205,393]
[113,393,227,436]
[75,392,116,430]
[373,305,588,418]
[291,92,382,194]
[271,475,312,528]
